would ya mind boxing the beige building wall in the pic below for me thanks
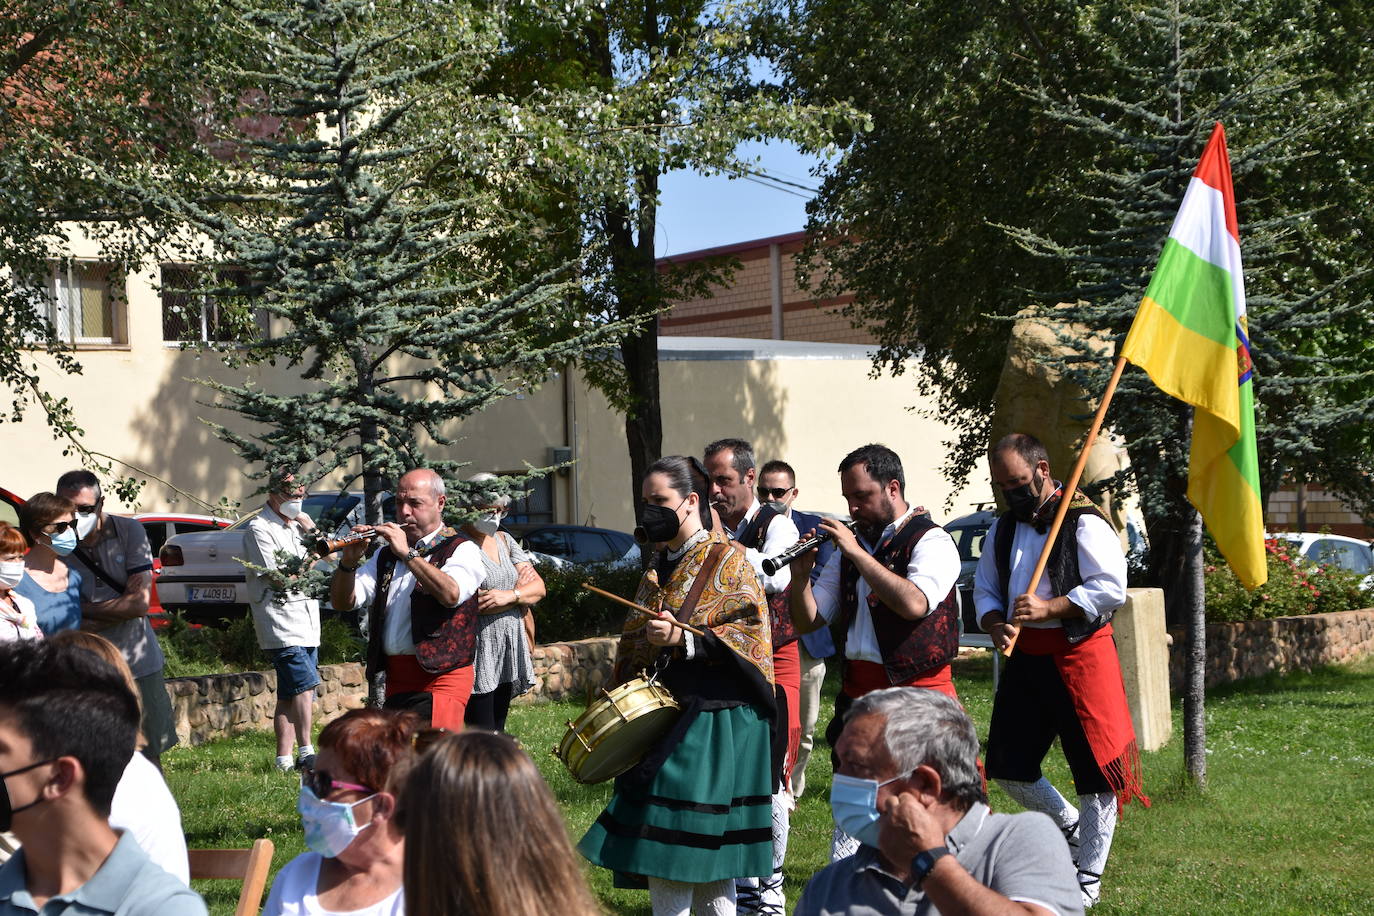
[9,240,987,528]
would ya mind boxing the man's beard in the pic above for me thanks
[857,496,898,541]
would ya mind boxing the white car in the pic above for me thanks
[1268,531,1374,590]
[156,491,394,624]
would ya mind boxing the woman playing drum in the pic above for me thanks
[578,455,775,916]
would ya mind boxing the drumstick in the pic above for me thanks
[580,582,707,637]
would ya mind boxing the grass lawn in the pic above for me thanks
[166,652,1374,915]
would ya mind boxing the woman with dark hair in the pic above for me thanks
[577,455,775,916]
[0,522,41,642]
[461,473,545,733]
[399,730,600,916]
[15,492,83,635]
[263,708,420,916]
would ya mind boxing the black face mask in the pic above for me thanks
[0,758,56,831]
[1005,470,1044,524]
[634,499,687,545]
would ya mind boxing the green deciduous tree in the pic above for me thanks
[1,0,227,501]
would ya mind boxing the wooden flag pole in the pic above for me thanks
[1002,355,1130,656]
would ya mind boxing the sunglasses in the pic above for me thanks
[42,521,76,535]
[301,767,374,798]
[757,486,794,500]
[74,502,101,516]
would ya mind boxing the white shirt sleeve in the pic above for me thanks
[351,549,381,611]
[973,517,1006,626]
[908,526,961,611]
[1067,514,1128,621]
[811,547,843,624]
[743,512,799,594]
[438,540,485,608]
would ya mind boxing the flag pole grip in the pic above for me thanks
[1001,356,1129,657]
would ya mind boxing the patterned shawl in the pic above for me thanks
[612,528,774,688]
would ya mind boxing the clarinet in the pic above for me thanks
[761,521,855,576]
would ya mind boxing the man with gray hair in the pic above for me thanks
[796,687,1082,916]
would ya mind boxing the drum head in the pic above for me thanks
[574,703,680,783]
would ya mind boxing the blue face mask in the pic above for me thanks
[48,529,78,557]
[297,786,375,858]
[830,772,904,849]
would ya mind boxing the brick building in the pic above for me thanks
[658,232,872,344]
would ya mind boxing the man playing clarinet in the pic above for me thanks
[974,433,1147,910]
[786,443,962,860]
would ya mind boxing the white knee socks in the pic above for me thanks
[1076,791,1117,908]
[649,878,737,916]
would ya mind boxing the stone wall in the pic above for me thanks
[1168,608,1374,689]
[165,662,366,747]
[163,639,620,746]
[518,636,619,705]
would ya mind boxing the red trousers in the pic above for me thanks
[385,654,474,730]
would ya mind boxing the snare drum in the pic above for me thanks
[555,674,680,784]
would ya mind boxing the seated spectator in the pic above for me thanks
[0,523,41,643]
[399,730,599,916]
[796,687,1082,916]
[0,640,206,915]
[48,630,190,885]
[14,493,82,636]
[263,709,420,916]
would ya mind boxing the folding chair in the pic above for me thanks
[188,838,275,916]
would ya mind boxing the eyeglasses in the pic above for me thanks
[757,487,794,500]
[301,767,374,798]
[42,521,76,535]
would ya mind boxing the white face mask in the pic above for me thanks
[75,512,99,540]
[0,559,25,591]
[278,498,304,520]
[473,511,503,536]
[298,786,374,858]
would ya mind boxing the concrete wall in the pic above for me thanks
[1168,608,1374,689]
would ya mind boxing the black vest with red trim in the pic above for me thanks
[737,505,798,652]
[992,492,1115,645]
[836,514,960,684]
[364,531,480,682]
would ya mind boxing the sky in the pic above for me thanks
[654,140,826,257]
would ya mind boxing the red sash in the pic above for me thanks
[1016,624,1149,810]
[842,659,957,701]
[774,641,802,786]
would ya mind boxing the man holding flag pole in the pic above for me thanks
[974,122,1265,909]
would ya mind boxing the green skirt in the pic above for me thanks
[578,704,773,884]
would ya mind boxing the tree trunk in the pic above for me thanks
[621,318,663,525]
[1181,507,1207,789]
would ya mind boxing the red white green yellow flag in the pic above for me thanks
[1120,122,1267,589]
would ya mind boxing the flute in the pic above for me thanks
[761,521,855,576]
[312,529,382,557]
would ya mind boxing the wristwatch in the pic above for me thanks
[911,846,950,888]
[406,547,422,561]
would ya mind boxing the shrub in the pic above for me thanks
[532,560,643,643]
[160,613,362,677]
[1204,538,1372,623]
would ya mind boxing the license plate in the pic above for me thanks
[187,586,236,603]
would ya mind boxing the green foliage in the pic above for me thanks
[784,0,1374,545]
[160,614,362,678]
[532,561,644,643]
[1205,538,1371,623]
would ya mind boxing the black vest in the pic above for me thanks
[737,506,798,651]
[836,515,960,684]
[992,495,1115,644]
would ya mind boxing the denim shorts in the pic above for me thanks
[268,645,320,698]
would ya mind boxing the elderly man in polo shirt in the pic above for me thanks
[795,687,1082,916]
[55,470,177,767]
[0,640,207,916]
[243,470,321,772]
[329,469,486,729]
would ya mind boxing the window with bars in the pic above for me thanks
[160,264,269,344]
[29,261,126,346]
[504,473,555,524]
